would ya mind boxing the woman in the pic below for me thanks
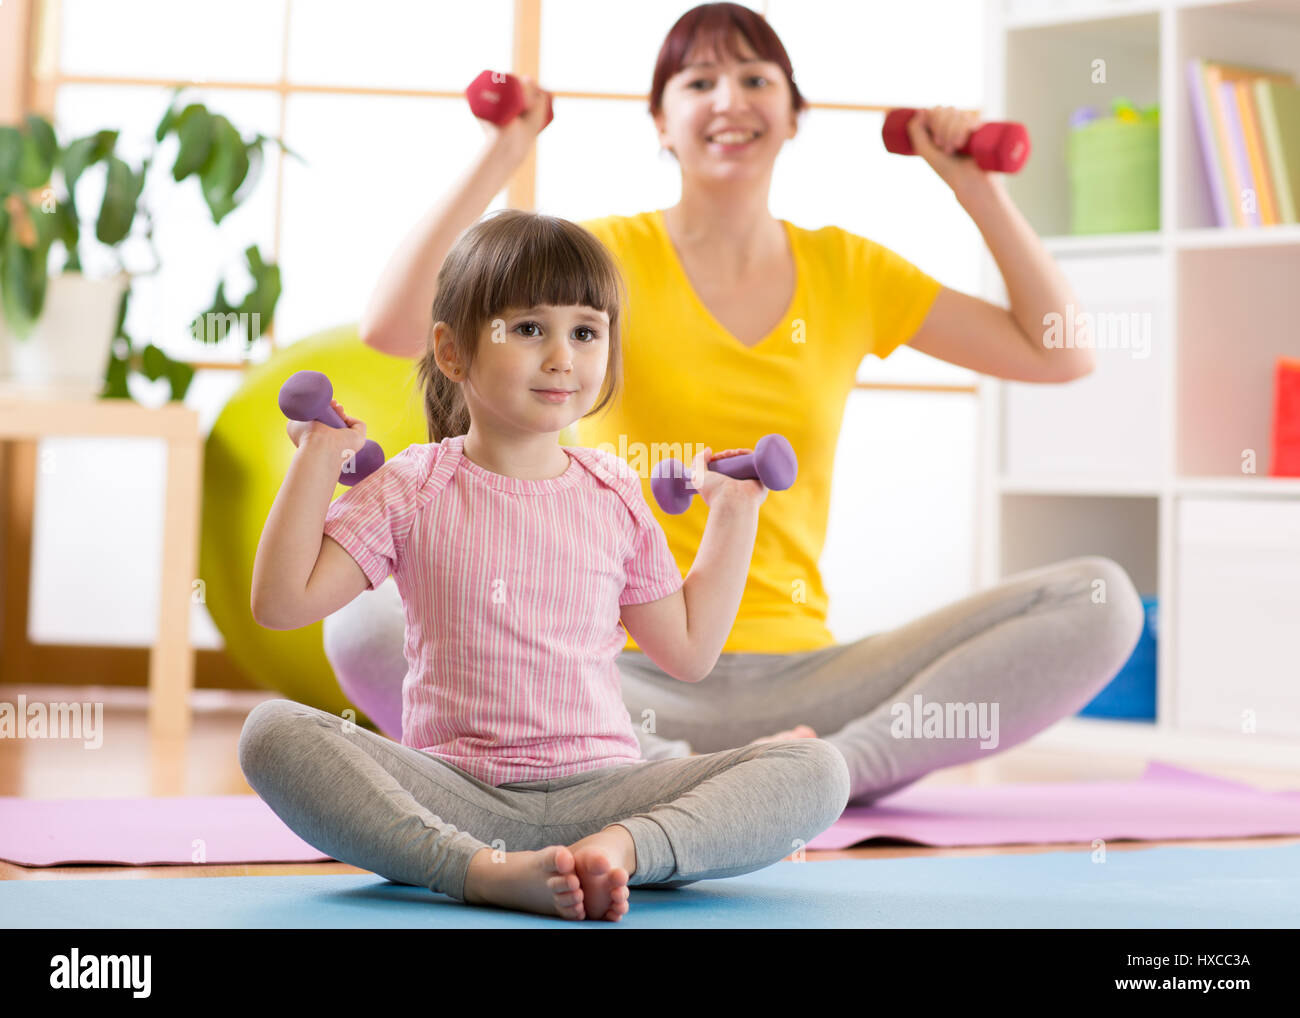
[332,2,1144,803]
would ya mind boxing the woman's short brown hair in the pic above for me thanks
[649,2,808,120]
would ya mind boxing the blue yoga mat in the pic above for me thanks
[4,842,1295,928]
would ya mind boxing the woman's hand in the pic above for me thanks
[286,399,368,460]
[687,447,769,511]
[905,105,988,196]
[474,73,553,156]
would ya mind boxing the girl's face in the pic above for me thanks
[654,34,798,181]
[439,304,610,437]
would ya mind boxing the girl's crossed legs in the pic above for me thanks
[237,699,849,919]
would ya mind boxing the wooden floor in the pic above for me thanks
[3,683,1298,884]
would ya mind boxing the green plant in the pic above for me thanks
[0,86,301,400]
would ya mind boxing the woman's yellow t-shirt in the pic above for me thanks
[565,209,942,654]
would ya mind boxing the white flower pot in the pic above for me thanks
[0,271,130,395]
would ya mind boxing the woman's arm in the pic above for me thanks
[902,107,1094,384]
[360,134,525,358]
[361,79,552,359]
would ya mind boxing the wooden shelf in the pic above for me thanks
[1042,231,1166,255]
[1176,476,1300,497]
[999,475,1163,496]
[1004,0,1300,33]
[1176,225,1300,249]
[1004,2,1164,32]
[987,0,1300,761]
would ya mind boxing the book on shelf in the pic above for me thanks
[1218,80,1260,226]
[1186,59,1297,227]
[1234,80,1279,225]
[1272,357,1300,478]
[1187,60,1230,226]
[1255,79,1300,225]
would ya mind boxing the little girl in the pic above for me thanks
[241,208,849,922]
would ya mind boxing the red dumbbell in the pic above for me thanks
[466,70,554,131]
[882,108,1030,173]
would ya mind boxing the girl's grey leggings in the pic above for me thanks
[238,700,850,902]
[261,553,1143,901]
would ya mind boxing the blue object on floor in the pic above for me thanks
[3,841,1295,928]
[1079,595,1157,720]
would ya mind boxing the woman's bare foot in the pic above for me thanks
[461,844,586,920]
[748,723,817,745]
[567,825,635,922]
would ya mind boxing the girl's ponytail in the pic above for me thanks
[415,329,471,442]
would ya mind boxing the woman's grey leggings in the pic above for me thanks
[237,699,850,902]
[321,553,1145,805]
[624,555,1146,802]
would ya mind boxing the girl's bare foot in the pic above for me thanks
[461,844,586,920]
[748,723,817,745]
[567,824,635,921]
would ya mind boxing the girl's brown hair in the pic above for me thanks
[649,3,808,121]
[414,209,626,442]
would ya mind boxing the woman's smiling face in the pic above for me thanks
[654,32,799,180]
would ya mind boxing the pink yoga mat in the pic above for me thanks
[1,761,1296,867]
[806,760,1300,850]
[0,795,328,867]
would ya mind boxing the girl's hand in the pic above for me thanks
[686,447,769,510]
[905,105,987,194]
[286,399,368,459]
[474,74,553,156]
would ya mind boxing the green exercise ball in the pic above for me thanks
[200,324,428,725]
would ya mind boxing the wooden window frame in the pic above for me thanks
[0,0,976,694]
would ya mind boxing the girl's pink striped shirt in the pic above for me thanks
[321,434,684,786]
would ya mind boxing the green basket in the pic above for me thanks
[1067,118,1160,234]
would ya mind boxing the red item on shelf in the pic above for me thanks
[1271,356,1300,477]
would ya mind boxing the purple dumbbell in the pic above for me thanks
[650,434,798,514]
[278,370,385,486]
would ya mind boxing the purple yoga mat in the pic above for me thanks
[2,761,1296,867]
[0,795,330,868]
[806,760,1300,850]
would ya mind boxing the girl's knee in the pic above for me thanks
[808,739,851,814]
[238,698,306,775]
[767,738,851,819]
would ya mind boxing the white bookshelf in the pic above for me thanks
[981,0,1300,770]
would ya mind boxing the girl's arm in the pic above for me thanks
[360,79,552,359]
[620,451,766,683]
[621,492,761,683]
[680,490,763,677]
[250,428,369,631]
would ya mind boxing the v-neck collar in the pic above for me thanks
[653,208,802,353]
